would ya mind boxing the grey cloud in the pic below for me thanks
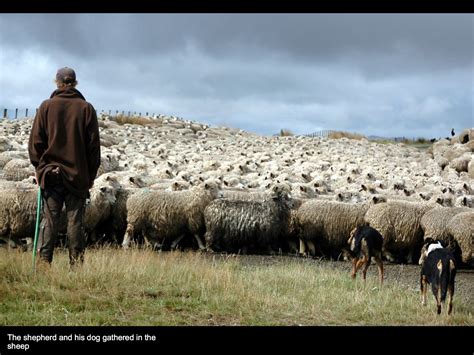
[0,13,472,138]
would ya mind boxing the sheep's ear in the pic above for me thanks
[100,187,107,193]
[129,177,135,183]
[106,176,111,181]
[173,182,179,187]
[204,183,209,189]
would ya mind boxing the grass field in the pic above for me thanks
[1,248,472,326]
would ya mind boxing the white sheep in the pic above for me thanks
[122,180,222,250]
[364,201,434,263]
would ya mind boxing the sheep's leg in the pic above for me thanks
[122,224,133,249]
[306,240,316,256]
[193,234,206,250]
[420,275,427,306]
[299,239,307,256]
[374,255,384,284]
[171,234,185,250]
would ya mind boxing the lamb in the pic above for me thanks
[446,211,474,267]
[364,201,434,263]
[203,183,293,254]
[122,180,222,250]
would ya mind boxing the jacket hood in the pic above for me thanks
[50,87,86,101]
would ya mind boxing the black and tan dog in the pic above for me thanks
[419,238,456,315]
[345,225,384,284]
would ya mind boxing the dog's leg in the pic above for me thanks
[447,284,454,315]
[421,275,427,306]
[375,255,384,284]
[353,258,365,280]
[362,256,370,281]
[351,258,358,279]
[436,286,442,315]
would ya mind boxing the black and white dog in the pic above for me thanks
[345,225,384,284]
[419,238,457,315]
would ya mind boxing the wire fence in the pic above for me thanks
[304,129,336,138]
[1,108,159,119]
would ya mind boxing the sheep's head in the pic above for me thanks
[202,179,223,199]
[89,185,117,209]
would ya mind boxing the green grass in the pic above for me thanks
[1,248,472,326]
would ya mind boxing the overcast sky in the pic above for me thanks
[0,14,472,138]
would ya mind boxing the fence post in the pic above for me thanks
[26,108,28,117]
[15,108,18,119]
[146,112,148,116]
[128,111,130,116]
[3,108,6,118]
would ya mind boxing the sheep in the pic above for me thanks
[364,201,434,264]
[122,180,222,251]
[204,183,293,254]
[456,195,474,208]
[0,187,38,249]
[2,158,35,181]
[446,211,474,267]
[293,200,373,259]
[421,207,471,242]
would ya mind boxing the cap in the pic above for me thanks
[56,67,76,84]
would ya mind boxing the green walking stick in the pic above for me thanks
[32,187,42,273]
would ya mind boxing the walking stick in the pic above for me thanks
[32,187,42,273]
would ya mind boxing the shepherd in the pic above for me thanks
[28,67,101,269]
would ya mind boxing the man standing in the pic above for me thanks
[28,67,101,267]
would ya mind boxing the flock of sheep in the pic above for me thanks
[0,114,473,267]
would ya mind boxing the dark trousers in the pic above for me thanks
[38,179,86,266]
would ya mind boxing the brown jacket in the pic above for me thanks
[28,87,101,198]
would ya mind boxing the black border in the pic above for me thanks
[1,326,473,353]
